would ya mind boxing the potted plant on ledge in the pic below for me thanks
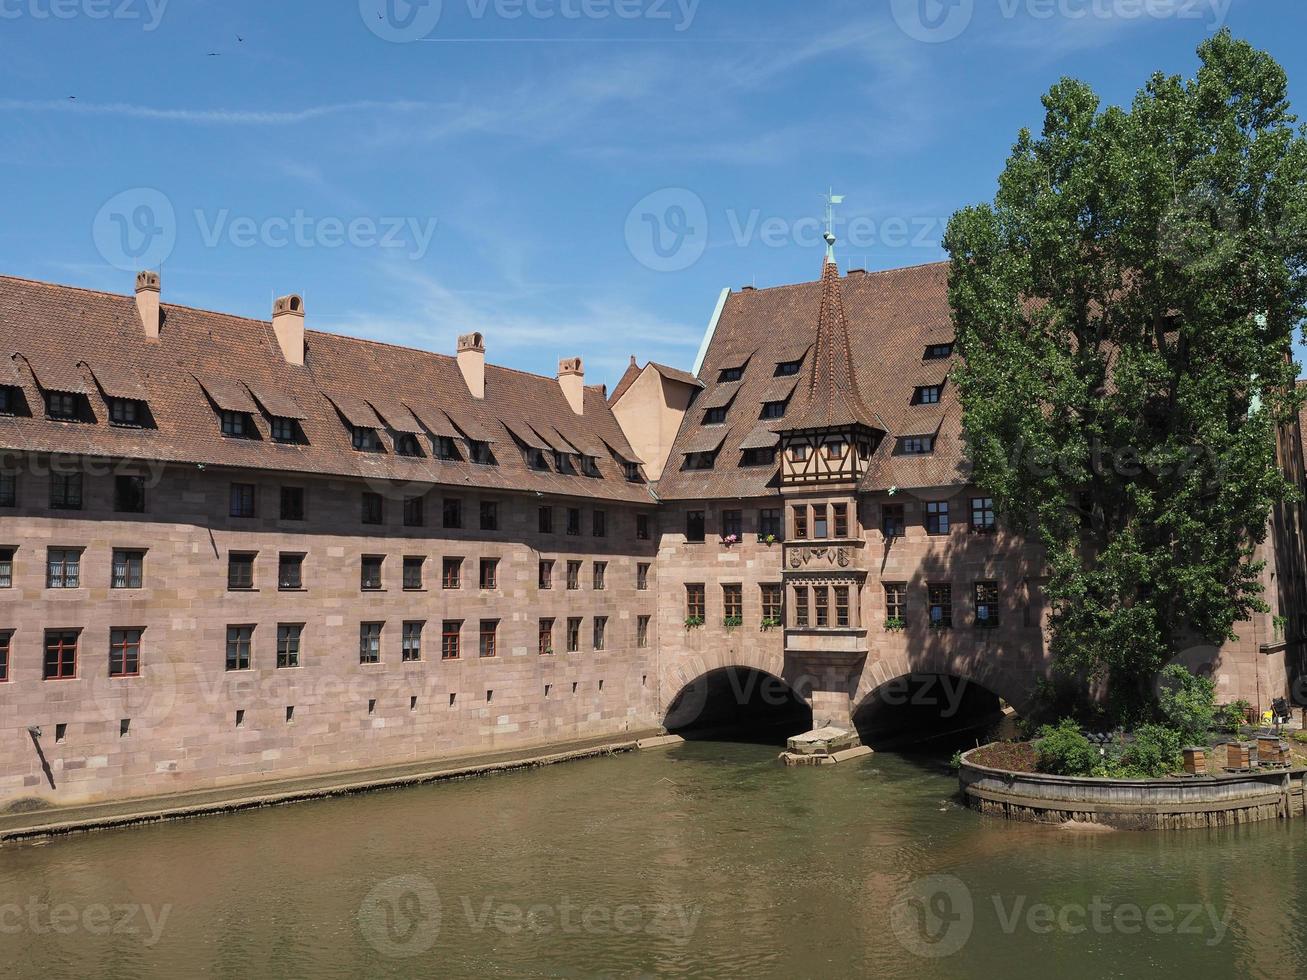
[723,615,743,632]
[884,617,906,633]
[761,616,782,631]
[721,533,739,549]
[684,616,705,631]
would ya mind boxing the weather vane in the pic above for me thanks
[822,188,844,261]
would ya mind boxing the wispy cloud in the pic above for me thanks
[0,98,434,125]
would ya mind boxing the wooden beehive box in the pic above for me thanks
[1182,747,1207,776]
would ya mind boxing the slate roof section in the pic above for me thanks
[658,260,970,499]
[0,273,654,504]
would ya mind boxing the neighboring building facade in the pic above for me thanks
[1,257,1302,807]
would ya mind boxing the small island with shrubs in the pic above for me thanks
[959,669,1307,829]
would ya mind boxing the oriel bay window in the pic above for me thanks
[44,629,79,679]
[834,586,850,628]
[975,582,1000,628]
[928,584,953,629]
[814,586,830,627]
[813,504,829,539]
[833,503,849,538]
[794,586,810,627]
[109,628,142,677]
[793,506,809,540]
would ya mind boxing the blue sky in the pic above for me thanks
[1,0,1304,388]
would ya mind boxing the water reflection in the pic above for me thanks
[2,741,1306,979]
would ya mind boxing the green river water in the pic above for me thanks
[2,738,1305,979]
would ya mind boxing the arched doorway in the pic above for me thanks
[853,673,1008,749]
[664,667,813,743]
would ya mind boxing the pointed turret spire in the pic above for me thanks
[786,251,879,431]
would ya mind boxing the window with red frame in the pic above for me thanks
[44,629,78,680]
[441,620,462,660]
[109,628,142,677]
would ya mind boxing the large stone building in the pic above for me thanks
[1,253,1302,807]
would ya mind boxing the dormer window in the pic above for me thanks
[395,433,422,458]
[704,407,728,425]
[553,451,575,474]
[468,440,494,465]
[580,456,601,478]
[623,460,641,482]
[775,360,802,377]
[742,448,776,467]
[760,400,787,420]
[109,398,146,427]
[45,391,80,421]
[718,366,744,383]
[913,385,942,405]
[270,417,302,444]
[352,426,382,452]
[435,436,459,461]
[684,451,716,471]
[221,411,254,438]
[0,386,20,416]
[924,343,954,360]
[526,448,549,471]
[899,435,935,455]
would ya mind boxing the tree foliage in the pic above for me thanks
[944,31,1307,718]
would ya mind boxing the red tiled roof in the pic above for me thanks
[0,274,654,504]
[658,260,970,499]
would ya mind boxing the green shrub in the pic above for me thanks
[1156,665,1215,744]
[1217,700,1251,734]
[1035,719,1097,776]
[1122,724,1184,777]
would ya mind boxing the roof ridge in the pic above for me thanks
[728,259,949,297]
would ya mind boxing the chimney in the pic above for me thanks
[558,357,585,415]
[135,270,161,339]
[458,332,486,399]
[272,294,305,366]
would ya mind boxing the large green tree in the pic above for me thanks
[944,30,1307,719]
